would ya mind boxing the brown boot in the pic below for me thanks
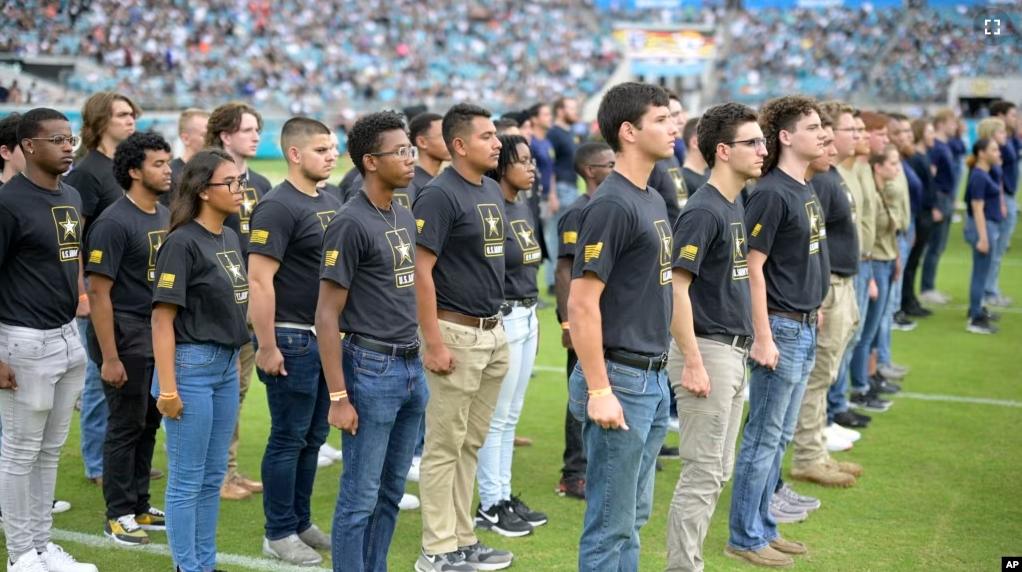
[149,468,165,480]
[769,537,808,555]
[790,463,856,488]
[235,475,263,494]
[220,481,253,501]
[724,546,793,568]
[826,458,864,477]
[513,437,533,447]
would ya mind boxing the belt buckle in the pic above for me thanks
[655,353,668,369]
[808,309,819,325]
[741,336,753,351]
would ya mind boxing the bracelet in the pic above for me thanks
[329,391,348,401]
[79,294,88,302]
[560,322,569,330]
[588,387,613,398]
[159,392,178,399]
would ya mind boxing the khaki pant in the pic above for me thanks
[792,275,859,470]
[225,339,255,484]
[420,319,510,554]
[665,337,748,572]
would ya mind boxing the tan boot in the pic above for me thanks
[769,537,808,555]
[235,475,263,494]
[220,481,253,501]
[826,458,864,477]
[513,437,533,447]
[724,546,794,568]
[790,463,856,488]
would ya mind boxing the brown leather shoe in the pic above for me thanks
[513,437,533,447]
[826,458,864,477]
[769,537,808,555]
[790,463,856,488]
[220,482,252,501]
[150,468,165,480]
[235,475,263,494]
[724,546,793,568]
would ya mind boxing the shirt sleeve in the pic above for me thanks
[247,200,294,263]
[151,237,193,308]
[319,215,367,290]
[671,208,718,277]
[84,219,127,280]
[64,171,103,218]
[557,207,581,259]
[571,198,633,282]
[745,189,788,256]
[411,186,454,257]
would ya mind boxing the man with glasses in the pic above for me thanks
[0,108,98,572]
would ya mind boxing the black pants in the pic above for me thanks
[101,354,161,520]
[902,209,935,310]
[561,349,587,480]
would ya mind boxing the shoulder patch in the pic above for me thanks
[88,250,103,264]
[751,223,762,237]
[250,230,269,244]
[583,242,603,262]
[156,273,175,288]
[563,231,577,245]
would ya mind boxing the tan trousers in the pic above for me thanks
[225,339,255,484]
[420,319,510,555]
[792,275,859,470]
[665,337,748,572]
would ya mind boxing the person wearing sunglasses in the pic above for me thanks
[0,108,98,572]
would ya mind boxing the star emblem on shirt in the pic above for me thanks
[662,235,671,254]
[60,213,78,240]
[226,261,244,283]
[154,237,162,251]
[395,238,412,264]
[517,228,534,247]
[241,196,255,215]
[809,212,819,234]
[485,210,501,237]
[734,231,745,259]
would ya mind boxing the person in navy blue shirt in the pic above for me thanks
[986,100,1019,307]
[963,137,1004,334]
[545,98,581,295]
[902,119,938,318]
[920,110,959,305]
[669,93,688,166]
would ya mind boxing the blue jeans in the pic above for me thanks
[255,328,330,541]
[851,260,894,393]
[544,181,581,287]
[568,358,669,572]
[477,306,539,509]
[828,261,871,421]
[985,194,1017,298]
[965,217,1002,319]
[921,192,954,292]
[153,343,241,572]
[78,317,107,479]
[728,316,817,552]
[878,228,913,366]
[332,340,428,572]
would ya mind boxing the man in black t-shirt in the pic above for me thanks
[65,91,142,488]
[680,117,711,201]
[412,103,513,572]
[554,141,613,500]
[567,82,678,571]
[85,132,172,545]
[0,108,98,572]
[727,96,827,569]
[317,110,431,572]
[404,112,450,206]
[205,101,271,499]
[246,118,339,565]
[648,156,685,225]
[166,108,209,207]
[0,112,24,185]
[317,130,344,204]
[664,103,763,572]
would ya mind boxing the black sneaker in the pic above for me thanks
[833,411,869,429]
[967,315,999,335]
[475,501,533,537]
[892,312,917,331]
[904,304,933,318]
[508,495,547,527]
[981,307,1001,322]
[459,542,514,570]
[870,374,901,394]
[850,390,892,412]
[556,478,585,500]
[658,445,680,459]
[851,410,872,423]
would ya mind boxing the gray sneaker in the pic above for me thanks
[414,548,474,572]
[769,495,808,524]
[777,483,821,512]
[262,534,323,566]
[298,524,331,551]
[459,542,513,570]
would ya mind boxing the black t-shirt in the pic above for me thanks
[392,165,434,210]
[413,168,507,317]
[672,184,753,337]
[338,169,362,203]
[557,193,591,260]
[223,169,272,263]
[320,183,344,204]
[682,167,709,202]
[814,167,858,277]
[503,198,541,299]
[151,221,250,348]
[745,169,824,313]
[163,157,186,208]
[247,181,341,324]
[648,157,684,225]
[0,174,84,329]
[572,171,673,355]
[84,196,170,318]
[321,192,418,344]
[547,125,578,186]
[64,150,122,236]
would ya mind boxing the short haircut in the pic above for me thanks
[527,103,548,120]
[494,118,520,134]
[977,117,1006,140]
[113,131,172,190]
[819,110,834,129]
[667,90,682,103]
[818,101,855,125]
[860,111,889,132]
[573,141,613,178]
[990,100,1016,118]
[0,112,20,171]
[205,102,263,148]
[697,103,758,169]
[887,112,909,123]
[441,103,491,154]
[280,117,330,155]
[933,108,957,128]
[485,134,529,182]
[682,117,700,145]
[78,91,141,158]
[758,95,821,174]
[347,110,407,176]
[553,97,574,115]
[178,108,209,135]
[17,108,69,151]
[597,82,670,153]
[408,112,443,146]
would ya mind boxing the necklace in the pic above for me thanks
[364,190,397,231]
[197,220,225,254]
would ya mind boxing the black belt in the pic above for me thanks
[768,309,818,325]
[605,349,668,372]
[348,334,420,358]
[696,333,753,351]
[505,298,538,309]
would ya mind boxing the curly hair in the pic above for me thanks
[0,112,20,171]
[77,92,141,159]
[205,102,263,148]
[348,110,408,176]
[597,82,670,153]
[758,95,821,175]
[697,102,758,169]
[485,134,528,182]
[112,132,172,191]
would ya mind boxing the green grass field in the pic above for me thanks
[17,159,1022,571]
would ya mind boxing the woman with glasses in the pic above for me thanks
[150,149,250,572]
[474,134,547,537]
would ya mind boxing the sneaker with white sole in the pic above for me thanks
[919,290,949,305]
[298,524,331,551]
[459,541,514,570]
[407,455,422,482]
[52,500,71,514]
[317,454,334,468]
[263,534,323,566]
[826,423,861,443]
[40,543,98,572]
[475,501,533,537]
[414,548,474,572]
[7,552,47,572]
[768,495,808,523]
[668,416,680,433]
[400,493,421,511]
[320,442,343,461]
[105,515,150,545]
[825,432,853,452]
[777,483,821,512]
[135,506,165,531]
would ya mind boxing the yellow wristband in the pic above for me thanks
[330,391,348,401]
[560,322,569,330]
[79,294,88,302]
[588,387,613,398]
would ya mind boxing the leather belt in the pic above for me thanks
[505,298,538,308]
[437,309,502,331]
[348,334,420,358]
[768,309,819,325]
[605,349,668,372]
[696,333,753,351]
[275,322,313,331]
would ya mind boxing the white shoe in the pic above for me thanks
[320,443,343,461]
[825,433,854,452]
[399,493,421,511]
[7,551,48,572]
[827,423,861,443]
[407,456,421,482]
[317,454,334,469]
[52,500,71,514]
[919,290,948,305]
[668,416,680,433]
[40,543,98,572]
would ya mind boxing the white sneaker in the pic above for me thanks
[827,423,861,443]
[40,543,98,572]
[399,493,421,511]
[825,433,854,452]
[317,454,334,469]
[668,416,680,433]
[52,500,71,514]
[7,552,47,572]
[320,443,343,461]
[919,290,948,305]
[407,456,421,482]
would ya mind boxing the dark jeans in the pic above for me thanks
[255,328,331,541]
[965,217,1001,319]
[902,209,934,310]
[561,349,586,481]
[921,192,954,292]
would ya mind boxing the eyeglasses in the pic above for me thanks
[29,135,80,147]
[369,146,418,161]
[514,157,537,169]
[208,177,248,195]
[588,162,615,169]
[728,138,767,150]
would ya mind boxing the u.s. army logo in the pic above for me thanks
[239,187,260,233]
[805,201,821,254]
[147,230,166,281]
[668,167,688,207]
[52,206,80,262]
[732,222,749,280]
[655,219,672,284]
[385,228,415,288]
[477,203,504,257]
[394,193,411,210]
[316,211,336,230]
[216,250,249,303]
[509,219,542,264]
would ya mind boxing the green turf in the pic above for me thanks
[21,161,1022,570]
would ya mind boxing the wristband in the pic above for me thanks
[330,391,348,401]
[560,322,569,330]
[588,387,613,398]
[79,294,88,302]
[159,392,178,399]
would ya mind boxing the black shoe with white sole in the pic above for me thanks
[833,411,869,429]
[508,495,547,527]
[850,390,892,412]
[870,374,901,394]
[967,315,999,334]
[475,501,533,537]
